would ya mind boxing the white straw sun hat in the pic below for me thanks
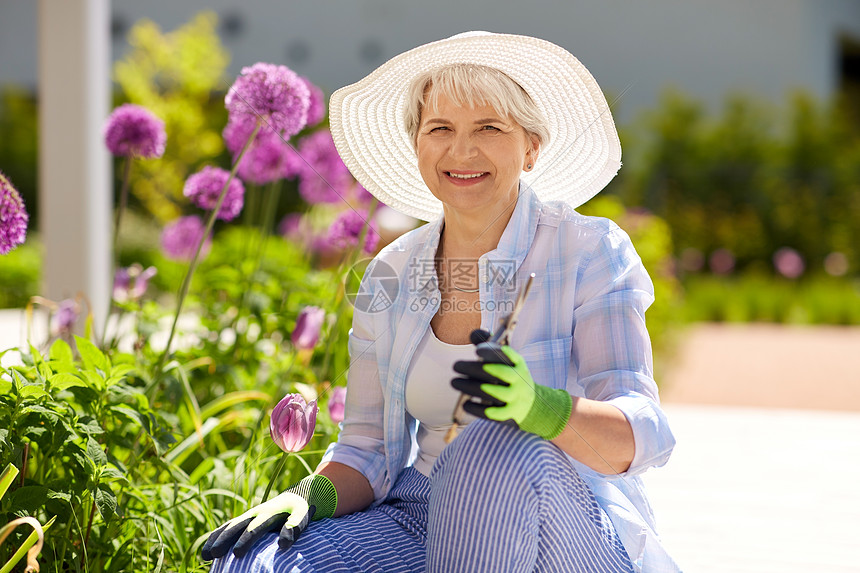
[329,31,622,222]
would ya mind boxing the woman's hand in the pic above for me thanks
[452,341,573,440]
[201,474,337,560]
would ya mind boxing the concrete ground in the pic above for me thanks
[647,324,860,572]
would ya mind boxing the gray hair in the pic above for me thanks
[404,64,550,152]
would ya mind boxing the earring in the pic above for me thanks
[526,163,533,170]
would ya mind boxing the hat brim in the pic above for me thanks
[330,31,621,222]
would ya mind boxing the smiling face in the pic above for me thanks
[416,91,540,220]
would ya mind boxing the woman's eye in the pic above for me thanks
[429,126,449,133]
[481,125,501,132]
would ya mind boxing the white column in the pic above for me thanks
[37,0,111,326]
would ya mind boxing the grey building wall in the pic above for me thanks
[2,0,860,121]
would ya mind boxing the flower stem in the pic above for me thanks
[261,451,290,503]
[103,156,133,347]
[153,123,261,381]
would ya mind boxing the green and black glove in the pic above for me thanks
[200,474,337,560]
[452,330,573,440]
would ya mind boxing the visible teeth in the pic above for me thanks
[448,172,484,179]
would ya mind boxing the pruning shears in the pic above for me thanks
[444,273,535,443]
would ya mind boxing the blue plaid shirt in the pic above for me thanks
[323,184,678,572]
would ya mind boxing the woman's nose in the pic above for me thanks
[448,132,478,160]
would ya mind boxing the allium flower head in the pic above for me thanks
[773,247,805,279]
[103,104,166,158]
[292,306,325,351]
[183,166,245,221]
[328,386,347,424]
[161,215,211,261]
[270,393,318,453]
[296,130,354,204]
[301,76,326,127]
[327,209,380,254]
[709,248,735,275]
[225,62,310,140]
[0,172,28,255]
[237,131,303,185]
[114,264,157,303]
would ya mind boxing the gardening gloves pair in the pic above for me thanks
[200,473,337,560]
[452,329,573,440]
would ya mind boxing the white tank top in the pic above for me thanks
[405,327,478,476]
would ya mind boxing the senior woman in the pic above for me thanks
[204,32,679,572]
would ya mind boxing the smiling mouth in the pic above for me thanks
[445,171,487,179]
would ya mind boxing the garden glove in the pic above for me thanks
[452,330,573,440]
[200,473,337,560]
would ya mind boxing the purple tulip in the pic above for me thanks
[291,306,325,351]
[328,386,347,424]
[270,393,318,453]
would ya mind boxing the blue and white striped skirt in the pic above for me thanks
[211,420,634,572]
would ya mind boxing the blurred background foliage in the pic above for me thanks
[1,12,859,325]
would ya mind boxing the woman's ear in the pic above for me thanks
[524,134,540,171]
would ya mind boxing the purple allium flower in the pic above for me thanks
[296,130,355,204]
[225,62,310,141]
[114,263,157,303]
[0,172,28,255]
[354,184,375,205]
[237,130,303,185]
[327,209,380,254]
[161,215,211,261]
[183,166,245,221]
[709,248,735,275]
[773,247,805,279]
[300,76,325,127]
[51,298,79,336]
[270,393,318,453]
[222,118,258,156]
[292,306,326,350]
[328,386,347,424]
[103,104,166,158]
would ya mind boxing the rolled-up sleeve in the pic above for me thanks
[572,226,675,476]
[321,313,389,499]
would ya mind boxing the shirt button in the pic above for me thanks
[481,274,490,283]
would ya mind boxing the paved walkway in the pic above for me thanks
[649,324,860,572]
[644,405,860,572]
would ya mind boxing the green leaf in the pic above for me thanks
[87,436,107,467]
[76,417,104,436]
[109,363,135,379]
[0,379,10,395]
[18,384,48,399]
[49,338,74,363]
[47,489,71,503]
[48,372,87,392]
[100,465,129,485]
[9,485,49,512]
[82,369,105,392]
[74,335,110,374]
[95,482,117,521]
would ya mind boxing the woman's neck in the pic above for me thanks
[439,201,516,259]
